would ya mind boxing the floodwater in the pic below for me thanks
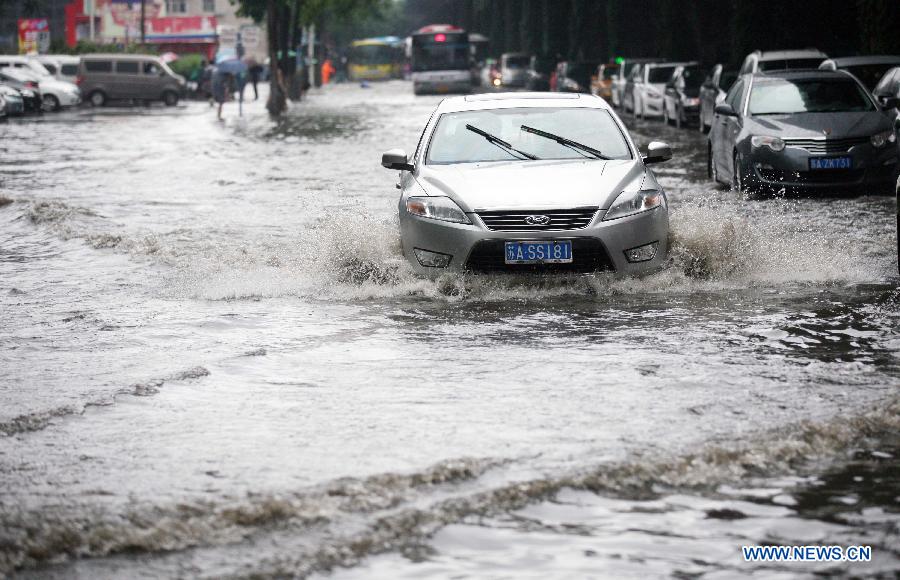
[0,81,898,579]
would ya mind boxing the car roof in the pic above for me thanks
[824,55,900,67]
[751,69,855,82]
[440,92,605,113]
[81,53,160,61]
[755,49,828,60]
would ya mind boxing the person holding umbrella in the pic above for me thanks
[244,56,263,100]
[213,52,248,120]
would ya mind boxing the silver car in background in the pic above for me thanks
[612,57,657,108]
[739,49,828,74]
[698,64,738,132]
[382,93,672,276]
[498,53,530,88]
[630,62,679,119]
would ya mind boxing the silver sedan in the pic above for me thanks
[381,92,673,276]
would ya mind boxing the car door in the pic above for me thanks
[712,78,745,180]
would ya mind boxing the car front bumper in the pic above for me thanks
[746,142,900,194]
[399,205,669,277]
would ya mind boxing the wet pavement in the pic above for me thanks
[0,81,898,578]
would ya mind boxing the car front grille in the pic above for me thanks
[783,137,869,155]
[464,238,615,273]
[476,208,598,231]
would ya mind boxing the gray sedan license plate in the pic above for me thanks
[809,156,852,170]
[505,241,573,264]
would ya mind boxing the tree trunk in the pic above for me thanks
[266,0,287,116]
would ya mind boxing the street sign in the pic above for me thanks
[240,25,260,48]
[217,25,237,48]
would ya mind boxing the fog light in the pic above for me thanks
[414,248,452,268]
[624,241,658,263]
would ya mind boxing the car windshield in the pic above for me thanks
[680,67,703,89]
[749,78,874,115]
[648,66,676,83]
[844,63,900,91]
[61,64,78,75]
[427,107,632,164]
[758,58,824,71]
[504,56,529,68]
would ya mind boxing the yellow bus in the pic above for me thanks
[348,37,403,81]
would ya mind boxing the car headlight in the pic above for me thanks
[603,189,664,221]
[646,88,662,98]
[751,135,785,152]
[870,129,897,148]
[406,196,471,224]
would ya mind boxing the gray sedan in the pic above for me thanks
[708,70,900,197]
[381,93,672,276]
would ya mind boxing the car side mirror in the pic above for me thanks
[878,95,899,109]
[644,141,672,164]
[714,103,737,116]
[381,148,414,171]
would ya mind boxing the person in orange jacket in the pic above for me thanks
[321,58,335,85]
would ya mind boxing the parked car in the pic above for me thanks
[819,56,900,92]
[554,61,600,93]
[525,55,555,91]
[590,62,619,101]
[630,62,679,119]
[611,58,658,108]
[381,92,673,276]
[0,85,26,116]
[498,53,530,88]
[31,55,80,84]
[78,54,186,107]
[699,64,738,132]
[872,66,900,108]
[708,69,899,197]
[663,62,702,128]
[738,49,828,74]
[0,55,80,111]
[480,58,500,88]
[0,68,42,112]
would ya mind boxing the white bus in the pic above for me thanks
[409,24,472,95]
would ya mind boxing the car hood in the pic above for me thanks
[39,77,79,93]
[745,111,892,138]
[416,159,646,211]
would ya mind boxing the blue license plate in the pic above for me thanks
[504,241,573,264]
[809,156,852,170]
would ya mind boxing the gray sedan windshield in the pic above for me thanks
[749,79,874,114]
[427,107,632,164]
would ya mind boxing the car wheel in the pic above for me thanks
[163,91,179,107]
[89,91,106,107]
[733,152,765,199]
[41,94,60,112]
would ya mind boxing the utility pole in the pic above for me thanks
[140,0,146,45]
[307,23,315,88]
[89,0,95,41]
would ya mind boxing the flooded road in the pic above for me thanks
[1,81,898,578]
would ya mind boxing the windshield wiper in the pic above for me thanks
[521,125,611,160]
[465,124,538,160]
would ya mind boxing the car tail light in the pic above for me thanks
[25,81,37,89]
[76,75,83,85]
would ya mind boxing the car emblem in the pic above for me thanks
[524,215,551,225]
[823,128,832,136]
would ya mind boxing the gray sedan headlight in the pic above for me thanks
[751,135,785,152]
[406,196,471,224]
[603,190,664,221]
[870,129,897,148]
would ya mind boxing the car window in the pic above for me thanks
[648,66,676,83]
[725,79,745,111]
[719,71,738,91]
[85,60,112,73]
[427,107,632,165]
[875,68,900,94]
[61,64,78,76]
[844,63,900,92]
[116,61,139,74]
[748,79,874,115]
[143,62,161,75]
[758,58,825,71]
[43,63,57,74]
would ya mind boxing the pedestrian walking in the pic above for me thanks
[249,63,263,100]
[212,69,231,121]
